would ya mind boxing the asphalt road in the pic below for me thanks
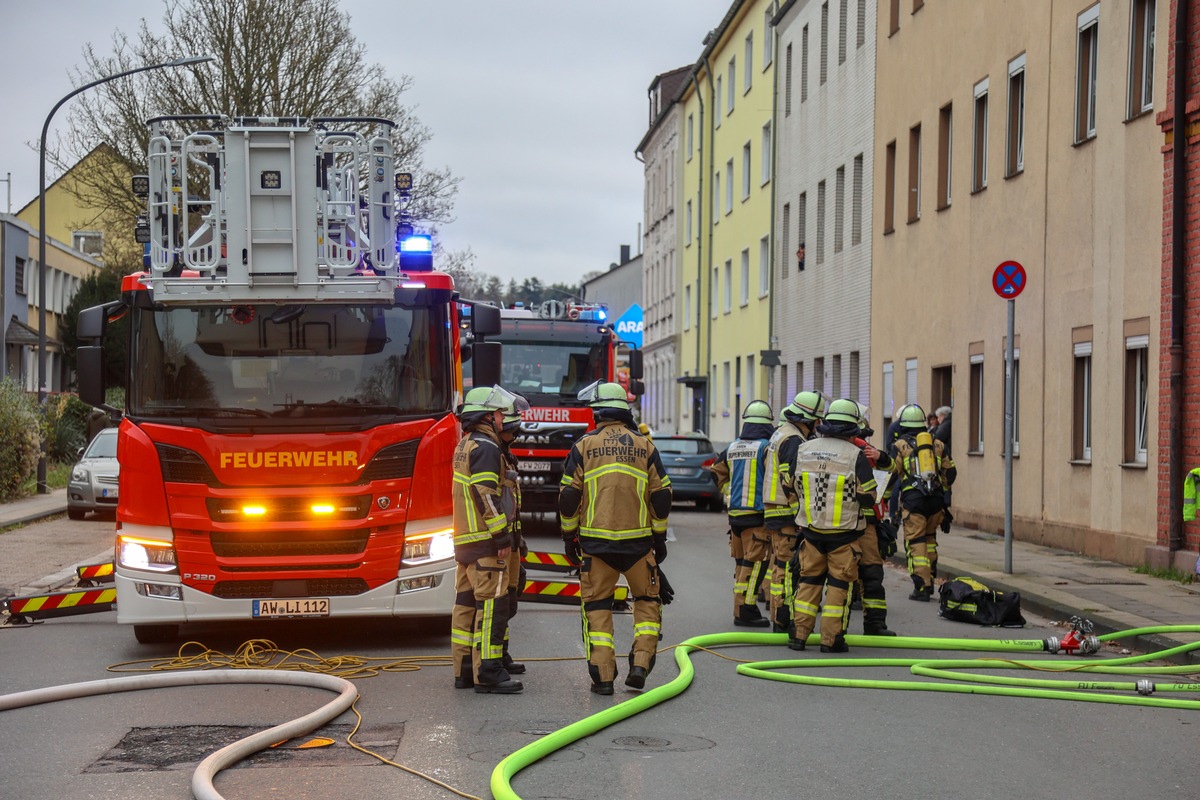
[1,507,1196,800]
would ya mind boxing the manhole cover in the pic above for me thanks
[612,735,672,748]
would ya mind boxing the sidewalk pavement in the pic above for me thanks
[1,492,1198,663]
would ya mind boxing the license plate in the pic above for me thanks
[252,598,330,618]
[102,489,117,498]
[667,467,693,477]
[519,461,552,472]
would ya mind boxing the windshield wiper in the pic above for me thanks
[196,407,274,418]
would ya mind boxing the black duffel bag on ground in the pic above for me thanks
[938,577,1026,627]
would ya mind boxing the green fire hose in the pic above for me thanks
[491,626,1200,800]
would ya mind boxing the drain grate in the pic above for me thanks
[85,723,403,772]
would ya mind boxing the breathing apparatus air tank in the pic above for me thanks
[915,431,937,484]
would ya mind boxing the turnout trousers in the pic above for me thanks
[792,535,861,647]
[902,510,944,593]
[579,552,661,684]
[450,555,513,685]
[730,525,771,619]
[858,522,888,631]
[769,526,800,629]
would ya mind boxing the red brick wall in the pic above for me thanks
[1157,0,1200,554]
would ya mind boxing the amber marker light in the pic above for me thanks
[242,505,267,517]
[311,504,335,515]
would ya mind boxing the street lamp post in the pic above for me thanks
[36,55,212,493]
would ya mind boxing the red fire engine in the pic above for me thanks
[76,115,500,643]
[477,303,643,512]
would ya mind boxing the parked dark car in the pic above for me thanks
[655,432,724,511]
[68,427,119,520]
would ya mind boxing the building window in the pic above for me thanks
[820,2,829,85]
[760,235,770,297]
[884,139,896,234]
[687,113,694,161]
[716,75,723,126]
[816,179,826,265]
[798,192,808,272]
[801,25,810,103]
[814,356,826,393]
[797,361,805,397]
[1007,54,1026,176]
[882,361,895,430]
[712,267,719,318]
[764,10,774,66]
[1001,347,1021,457]
[832,354,843,396]
[745,32,754,93]
[839,0,848,65]
[785,43,793,115]
[761,123,772,185]
[1073,337,1092,461]
[14,256,27,295]
[889,0,900,36]
[1125,332,1149,464]
[1128,0,1156,118]
[908,123,921,223]
[1076,5,1099,143]
[726,159,734,214]
[73,230,103,258]
[714,171,721,224]
[851,153,863,246]
[780,364,789,409]
[905,357,918,403]
[849,351,860,401]
[969,352,984,453]
[743,143,752,199]
[938,103,953,209]
[724,361,732,410]
[740,249,750,306]
[857,0,866,49]
[686,200,693,244]
[724,261,733,313]
[782,202,791,281]
[834,165,845,253]
[973,78,989,192]
[684,284,692,331]
[728,57,737,111]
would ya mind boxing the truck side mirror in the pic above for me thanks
[471,303,501,337]
[627,348,644,380]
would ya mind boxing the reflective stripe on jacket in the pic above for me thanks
[452,427,508,562]
[794,436,876,533]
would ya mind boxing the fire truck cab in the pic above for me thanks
[76,115,500,643]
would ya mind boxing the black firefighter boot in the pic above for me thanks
[735,603,771,628]
[474,659,523,694]
[908,576,931,602]
[502,645,526,675]
[454,655,474,689]
[863,609,898,637]
[502,589,525,674]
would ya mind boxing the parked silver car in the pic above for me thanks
[68,427,119,520]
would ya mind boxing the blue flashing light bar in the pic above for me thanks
[398,233,434,272]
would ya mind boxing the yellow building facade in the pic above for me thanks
[677,0,778,444]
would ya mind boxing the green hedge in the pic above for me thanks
[0,378,42,501]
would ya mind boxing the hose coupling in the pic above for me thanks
[1043,636,1059,653]
[1077,635,1101,655]
[1136,679,1155,696]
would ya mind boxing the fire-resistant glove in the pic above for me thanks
[656,565,675,605]
[940,508,954,534]
[876,519,899,560]
[564,537,582,567]
[653,534,668,564]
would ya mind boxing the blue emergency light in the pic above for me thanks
[398,233,433,271]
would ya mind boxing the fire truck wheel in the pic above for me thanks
[134,624,179,644]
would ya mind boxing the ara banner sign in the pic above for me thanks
[613,303,643,349]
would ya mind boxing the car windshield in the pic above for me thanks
[127,302,453,420]
[655,437,712,455]
[84,430,117,459]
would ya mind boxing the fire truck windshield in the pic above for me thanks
[127,302,452,420]
[496,340,608,401]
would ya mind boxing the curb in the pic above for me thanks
[2,504,67,529]
[889,554,1200,667]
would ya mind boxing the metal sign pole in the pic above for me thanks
[1004,298,1015,573]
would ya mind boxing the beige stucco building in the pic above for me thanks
[871,0,1167,564]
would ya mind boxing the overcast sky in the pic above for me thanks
[0,0,731,285]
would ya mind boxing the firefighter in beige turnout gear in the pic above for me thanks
[710,400,777,627]
[560,382,672,695]
[790,399,879,652]
[763,390,827,639]
[497,398,529,677]
[450,385,527,694]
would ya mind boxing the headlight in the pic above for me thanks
[402,528,455,566]
[117,536,179,573]
[72,465,88,482]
